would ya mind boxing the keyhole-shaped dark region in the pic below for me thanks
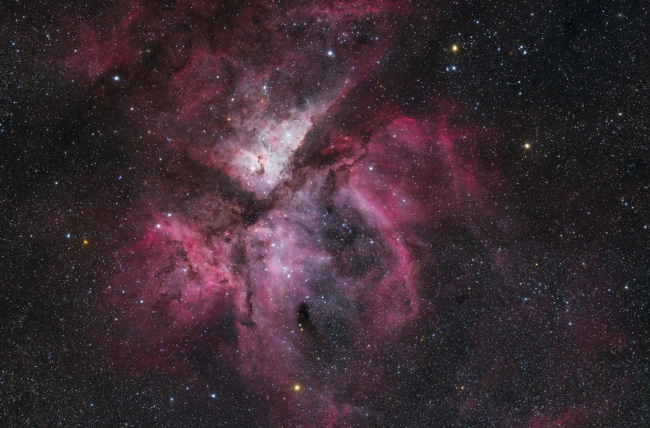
[297,302,315,333]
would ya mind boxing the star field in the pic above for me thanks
[1,1,648,427]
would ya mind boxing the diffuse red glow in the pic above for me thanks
[56,1,626,426]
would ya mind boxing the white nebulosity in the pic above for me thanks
[227,101,329,197]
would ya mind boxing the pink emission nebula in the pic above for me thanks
[47,0,633,426]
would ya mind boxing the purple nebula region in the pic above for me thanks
[32,1,636,426]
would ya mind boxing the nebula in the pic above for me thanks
[36,0,635,426]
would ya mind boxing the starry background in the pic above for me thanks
[1,0,648,427]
